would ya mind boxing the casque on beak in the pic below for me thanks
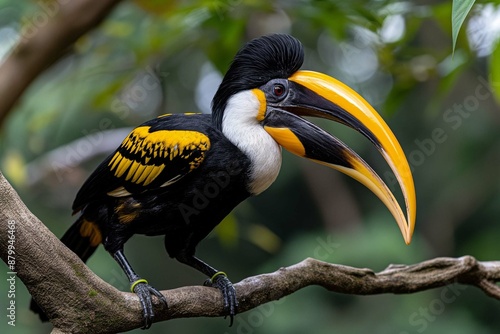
[260,70,416,244]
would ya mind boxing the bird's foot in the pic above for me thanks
[130,278,168,329]
[204,272,238,326]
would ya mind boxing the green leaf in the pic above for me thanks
[451,0,476,53]
[489,40,500,103]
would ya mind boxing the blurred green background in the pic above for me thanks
[1,0,500,333]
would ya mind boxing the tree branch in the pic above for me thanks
[1,171,499,333]
[1,2,500,333]
[0,0,123,126]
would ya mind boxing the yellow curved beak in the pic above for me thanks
[263,70,416,244]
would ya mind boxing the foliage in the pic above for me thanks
[1,0,500,333]
[451,0,476,53]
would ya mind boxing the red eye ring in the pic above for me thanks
[273,84,285,96]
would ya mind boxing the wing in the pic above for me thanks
[73,114,211,212]
[108,126,210,190]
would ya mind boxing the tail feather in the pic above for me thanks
[30,216,100,321]
[60,216,101,262]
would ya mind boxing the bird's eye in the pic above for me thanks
[273,84,285,97]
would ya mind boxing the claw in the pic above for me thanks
[131,280,168,329]
[204,272,238,326]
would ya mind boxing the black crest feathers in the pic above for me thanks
[212,34,304,129]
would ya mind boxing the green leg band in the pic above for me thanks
[130,278,148,293]
[210,271,227,283]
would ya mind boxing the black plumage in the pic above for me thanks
[31,34,305,328]
[29,32,417,329]
[73,114,252,249]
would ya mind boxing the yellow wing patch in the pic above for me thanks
[157,112,201,118]
[79,219,102,247]
[108,126,210,187]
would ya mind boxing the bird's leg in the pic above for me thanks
[113,249,168,329]
[204,271,238,326]
[175,253,238,325]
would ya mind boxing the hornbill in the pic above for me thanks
[30,34,416,328]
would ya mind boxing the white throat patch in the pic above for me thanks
[221,90,282,195]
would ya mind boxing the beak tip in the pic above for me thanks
[404,230,414,245]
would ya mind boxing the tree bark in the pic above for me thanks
[1,171,500,333]
[0,0,123,126]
